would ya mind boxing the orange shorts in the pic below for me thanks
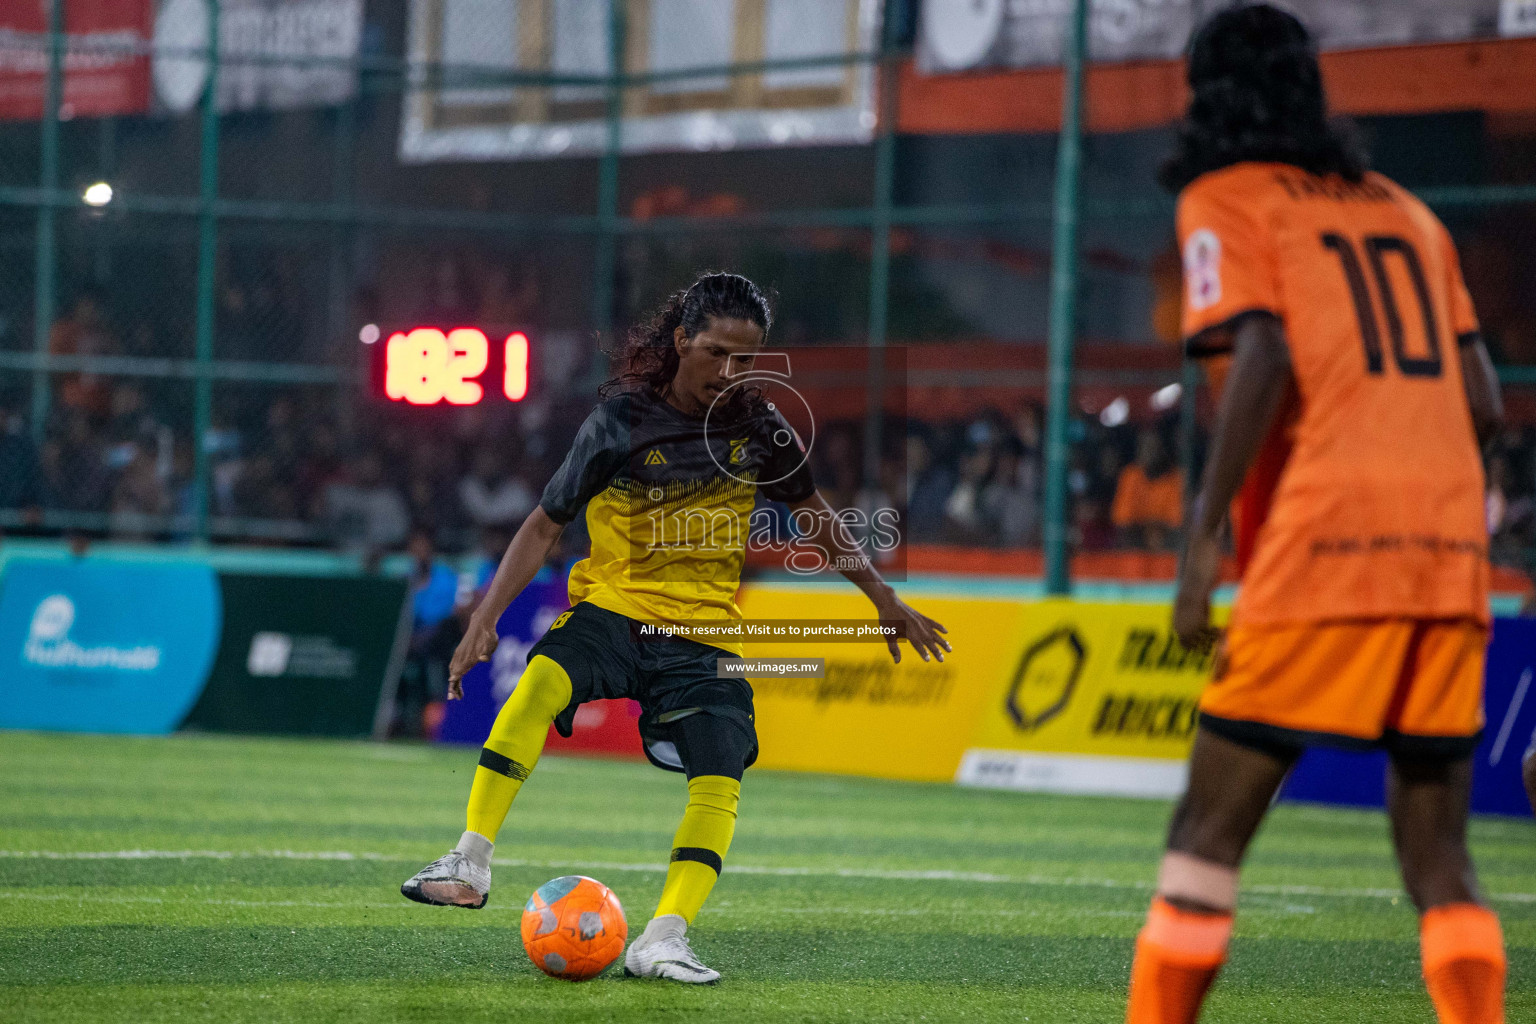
[1199,618,1487,758]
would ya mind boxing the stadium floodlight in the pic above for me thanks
[82,182,114,207]
[1150,382,1183,412]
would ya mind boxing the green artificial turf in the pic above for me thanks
[1,731,1532,1022]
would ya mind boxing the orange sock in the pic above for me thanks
[1126,897,1233,1024]
[1421,903,1506,1024]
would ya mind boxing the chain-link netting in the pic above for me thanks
[0,372,192,538]
[0,1,1533,588]
[0,208,36,353]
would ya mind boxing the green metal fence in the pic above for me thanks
[3,0,1536,593]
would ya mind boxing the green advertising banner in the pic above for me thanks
[182,574,410,738]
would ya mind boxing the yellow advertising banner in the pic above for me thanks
[738,585,1027,782]
[738,585,1223,796]
[958,599,1226,798]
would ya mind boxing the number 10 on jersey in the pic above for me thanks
[384,328,530,405]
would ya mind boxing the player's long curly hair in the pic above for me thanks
[1159,3,1368,194]
[601,271,773,423]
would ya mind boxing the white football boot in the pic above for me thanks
[624,914,720,984]
[400,831,492,909]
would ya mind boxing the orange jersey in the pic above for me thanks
[1178,163,1488,626]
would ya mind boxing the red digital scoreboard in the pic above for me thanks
[369,326,530,405]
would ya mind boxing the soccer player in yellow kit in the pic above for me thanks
[401,272,948,982]
[1126,6,1506,1023]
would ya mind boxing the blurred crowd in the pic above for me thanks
[1486,430,1536,566]
[811,406,1190,554]
[6,280,1536,574]
[0,378,577,550]
[0,361,1192,558]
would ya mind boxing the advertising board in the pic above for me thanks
[0,559,221,733]
[957,600,1221,798]
[182,573,410,738]
[435,572,644,759]
[0,559,407,739]
[0,0,153,121]
[740,585,1026,782]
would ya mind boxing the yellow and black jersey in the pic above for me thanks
[539,389,816,653]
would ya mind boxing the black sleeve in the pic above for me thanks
[538,402,629,525]
[757,407,817,504]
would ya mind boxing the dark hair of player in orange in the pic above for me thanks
[1159,2,1368,193]
[601,271,774,422]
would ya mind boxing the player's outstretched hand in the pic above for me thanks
[876,595,950,664]
[1173,533,1222,653]
[447,617,500,700]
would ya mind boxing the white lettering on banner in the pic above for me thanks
[244,632,357,680]
[920,0,1506,74]
[490,636,537,705]
[151,0,363,115]
[219,0,363,111]
[0,31,146,75]
[247,633,294,677]
[21,594,161,672]
[956,749,1189,799]
[492,606,568,705]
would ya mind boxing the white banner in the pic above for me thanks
[918,0,1516,75]
[151,0,363,115]
[399,0,880,163]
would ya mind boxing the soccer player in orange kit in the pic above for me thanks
[1125,6,1507,1023]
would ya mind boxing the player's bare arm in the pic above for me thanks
[1174,315,1294,651]
[786,490,949,664]
[447,506,565,696]
[1459,333,1504,448]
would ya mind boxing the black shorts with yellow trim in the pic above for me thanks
[526,601,758,779]
[1197,618,1487,762]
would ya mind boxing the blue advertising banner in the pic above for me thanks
[1474,617,1536,815]
[1283,617,1536,817]
[0,559,222,734]
[436,573,570,747]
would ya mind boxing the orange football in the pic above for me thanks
[520,875,628,981]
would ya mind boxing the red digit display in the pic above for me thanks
[377,325,531,406]
[504,331,529,401]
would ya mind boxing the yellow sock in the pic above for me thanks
[653,775,740,924]
[463,655,573,843]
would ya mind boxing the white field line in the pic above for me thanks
[0,891,434,912]
[2,849,1533,905]
[754,906,1148,919]
[0,890,1152,918]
